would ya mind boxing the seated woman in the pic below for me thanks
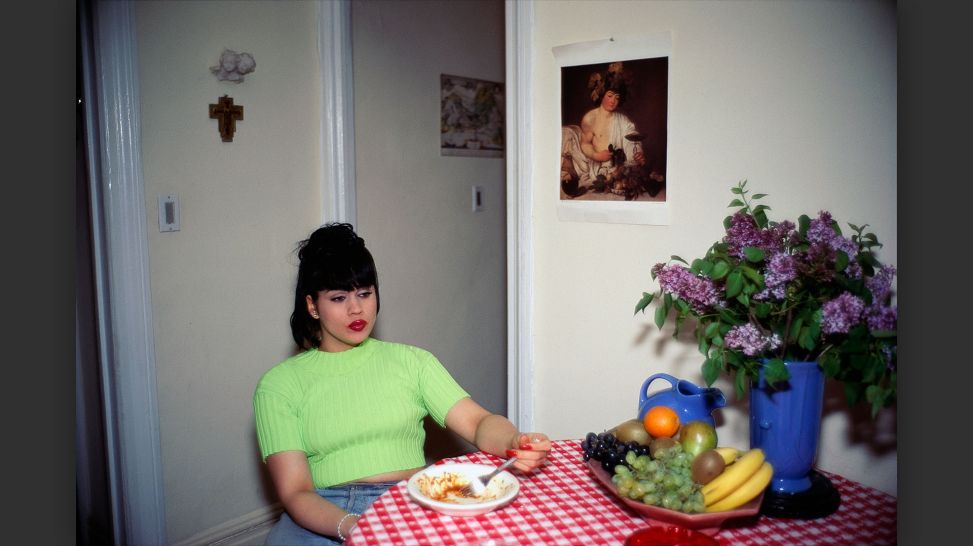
[254,223,551,545]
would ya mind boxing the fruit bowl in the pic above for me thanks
[586,459,762,536]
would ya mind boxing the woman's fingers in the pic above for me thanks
[507,433,552,472]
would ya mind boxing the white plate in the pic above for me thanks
[406,462,519,517]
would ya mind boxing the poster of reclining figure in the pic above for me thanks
[554,34,671,225]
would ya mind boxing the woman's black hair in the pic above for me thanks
[290,223,380,350]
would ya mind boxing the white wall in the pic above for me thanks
[134,0,508,542]
[528,0,897,495]
[353,0,508,425]
[135,1,322,541]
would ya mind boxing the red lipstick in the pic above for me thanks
[348,320,367,332]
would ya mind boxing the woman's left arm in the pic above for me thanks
[444,397,551,473]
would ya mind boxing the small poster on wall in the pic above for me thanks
[553,33,672,225]
[440,74,504,158]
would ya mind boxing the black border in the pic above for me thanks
[4,0,77,543]
[898,0,965,543]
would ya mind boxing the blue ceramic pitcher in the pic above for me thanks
[637,373,726,427]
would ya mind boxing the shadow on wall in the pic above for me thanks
[423,416,476,464]
[252,428,281,504]
[822,380,897,457]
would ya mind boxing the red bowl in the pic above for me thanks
[624,525,720,546]
[586,459,763,536]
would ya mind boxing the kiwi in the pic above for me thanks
[690,449,726,485]
[648,436,678,458]
[613,419,652,446]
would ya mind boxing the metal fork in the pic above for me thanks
[459,457,518,497]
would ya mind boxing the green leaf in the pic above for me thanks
[740,265,764,285]
[675,299,690,314]
[798,327,817,351]
[704,321,720,338]
[755,301,772,318]
[763,358,790,385]
[821,352,840,378]
[798,214,811,237]
[844,382,863,405]
[728,198,745,208]
[752,204,770,213]
[711,260,730,280]
[736,292,750,307]
[671,255,688,265]
[751,193,768,200]
[834,250,849,272]
[634,292,655,315]
[725,270,743,298]
[702,357,721,386]
[654,305,667,330]
[731,186,743,195]
[754,209,769,228]
[733,370,748,401]
[743,247,766,263]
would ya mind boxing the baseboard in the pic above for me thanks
[172,503,283,546]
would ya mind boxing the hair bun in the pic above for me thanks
[298,223,367,263]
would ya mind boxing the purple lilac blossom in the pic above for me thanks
[882,345,896,370]
[807,211,836,245]
[866,265,897,304]
[724,323,782,357]
[821,292,866,334]
[654,263,723,313]
[755,253,797,300]
[865,304,897,331]
[723,213,793,258]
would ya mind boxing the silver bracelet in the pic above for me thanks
[336,512,360,541]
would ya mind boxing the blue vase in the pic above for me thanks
[749,360,825,494]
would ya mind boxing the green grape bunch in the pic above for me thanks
[610,442,706,514]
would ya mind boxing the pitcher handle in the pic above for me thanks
[639,373,678,406]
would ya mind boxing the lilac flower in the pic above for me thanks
[807,211,837,244]
[755,253,797,300]
[882,346,896,370]
[866,265,897,304]
[866,304,897,331]
[654,263,723,313]
[724,323,782,357]
[723,213,794,258]
[821,292,866,334]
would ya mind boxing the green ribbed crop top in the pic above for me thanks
[253,337,469,488]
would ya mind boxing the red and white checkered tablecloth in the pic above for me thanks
[345,440,896,546]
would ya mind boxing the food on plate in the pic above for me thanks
[415,471,511,505]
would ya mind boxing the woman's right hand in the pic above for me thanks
[505,432,552,473]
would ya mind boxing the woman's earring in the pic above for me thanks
[310,310,320,319]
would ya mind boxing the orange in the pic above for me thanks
[643,406,680,438]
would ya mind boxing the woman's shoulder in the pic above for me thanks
[256,350,315,390]
[368,338,439,365]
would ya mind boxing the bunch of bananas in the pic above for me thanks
[701,448,773,512]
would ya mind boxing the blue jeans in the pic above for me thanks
[264,482,397,546]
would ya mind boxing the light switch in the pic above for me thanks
[158,194,180,232]
[472,186,484,212]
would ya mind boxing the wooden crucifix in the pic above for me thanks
[208,95,244,142]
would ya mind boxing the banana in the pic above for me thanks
[714,447,740,465]
[701,448,765,506]
[705,461,773,512]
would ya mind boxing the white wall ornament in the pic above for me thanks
[210,49,256,82]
